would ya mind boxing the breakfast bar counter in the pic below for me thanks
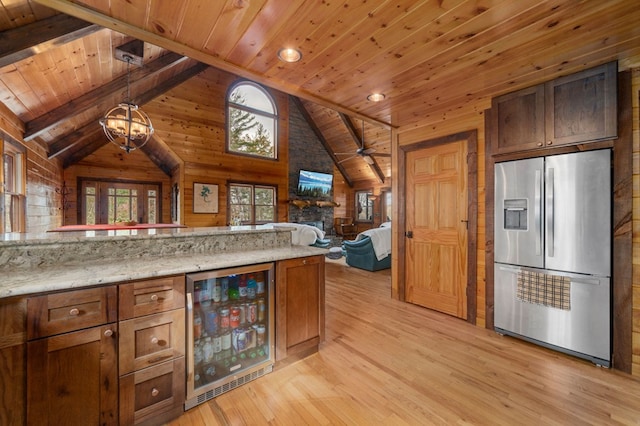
[1,225,325,298]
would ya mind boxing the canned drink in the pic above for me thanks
[230,306,241,328]
[205,310,218,335]
[248,302,257,324]
[238,304,246,325]
[219,307,230,329]
[221,330,231,350]
[257,298,266,322]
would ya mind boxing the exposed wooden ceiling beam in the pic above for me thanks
[25,52,190,141]
[0,14,101,68]
[49,61,208,162]
[49,121,103,160]
[132,62,208,106]
[62,135,108,169]
[339,113,385,184]
[291,96,354,188]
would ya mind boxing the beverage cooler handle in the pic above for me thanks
[534,169,542,256]
[186,292,194,396]
[546,167,554,258]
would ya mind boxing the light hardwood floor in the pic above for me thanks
[169,259,640,425]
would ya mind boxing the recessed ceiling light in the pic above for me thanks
[367,93,386,102]
[277,48,302,63]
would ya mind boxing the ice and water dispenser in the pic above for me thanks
[503,199,527,230]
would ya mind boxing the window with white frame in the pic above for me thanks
[227,81,277,159]
[228,183,276,225]
[2,140,25,233]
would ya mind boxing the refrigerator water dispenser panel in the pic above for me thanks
[503,199,528,230]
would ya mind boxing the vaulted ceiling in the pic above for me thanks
[1,0,639,184]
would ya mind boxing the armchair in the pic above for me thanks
[334,217,357,238]
[343,237,391,271]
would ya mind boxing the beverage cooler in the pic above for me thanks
[185,262,275,410]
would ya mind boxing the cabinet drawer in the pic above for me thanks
[27,286,117,339]
[119,309,185,375]
[119,357,185,425]
[119,275,185,320]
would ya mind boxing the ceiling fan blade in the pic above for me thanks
[362,147,376,155]
[363,155,375,165]
[372,152,391,157]
[338,155,358,164]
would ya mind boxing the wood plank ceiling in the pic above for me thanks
[1,0,639,184]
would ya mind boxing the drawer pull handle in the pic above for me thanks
[151,337,159,344]
[151,388,159,397]
[104,329,113,337]
[69,308,79,316]
[150,294,158,302]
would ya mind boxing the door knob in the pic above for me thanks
[405,231,413,238]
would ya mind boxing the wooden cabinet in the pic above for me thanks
[492,61,617,155]
[0,297,27,426]
[26,287,118,425]
[275,255,325,361]
[119,275,185,425]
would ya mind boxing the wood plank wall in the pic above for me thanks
[394,103,488,326]
[631,68,640,375]
[332,171,391,232]
[63,144,172,225]
[143,67,289,227]
[25,141,64,233]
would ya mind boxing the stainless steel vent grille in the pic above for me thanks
[185,364,274,410]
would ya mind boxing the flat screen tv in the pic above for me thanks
[297,169,333,198]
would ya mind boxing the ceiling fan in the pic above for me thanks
[335,119,391,165]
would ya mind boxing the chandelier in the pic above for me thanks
[99,54,153,153]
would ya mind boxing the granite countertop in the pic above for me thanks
[2,225,327,298]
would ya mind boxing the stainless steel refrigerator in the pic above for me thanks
[494,150,611,366]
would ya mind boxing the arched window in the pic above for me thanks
[227,81,277,159]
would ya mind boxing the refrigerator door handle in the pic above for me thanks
[547,167,555,258]
[534,169,542,256]
[186,292,194,398]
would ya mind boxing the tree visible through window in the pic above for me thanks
[229,183,276,225]
[227,82,277,159]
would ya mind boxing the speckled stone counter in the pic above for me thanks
[1,226,326,298]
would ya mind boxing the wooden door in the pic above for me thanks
[405,141,468,318]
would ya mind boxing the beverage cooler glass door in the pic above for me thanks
[185,262,275,408]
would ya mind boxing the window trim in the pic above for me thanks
[2,139,26,233]
[226,80,278,160]
[355,189,374,223]
[227,181,277,225]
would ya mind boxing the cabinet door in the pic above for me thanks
[119,357,185,425]
[276,256,325,360]
[491,84,545,154]
[119,275,185,320]
[27,324,118,426]
[545,61,617,147]
[119,309,185,375]
[0,297,27,426]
